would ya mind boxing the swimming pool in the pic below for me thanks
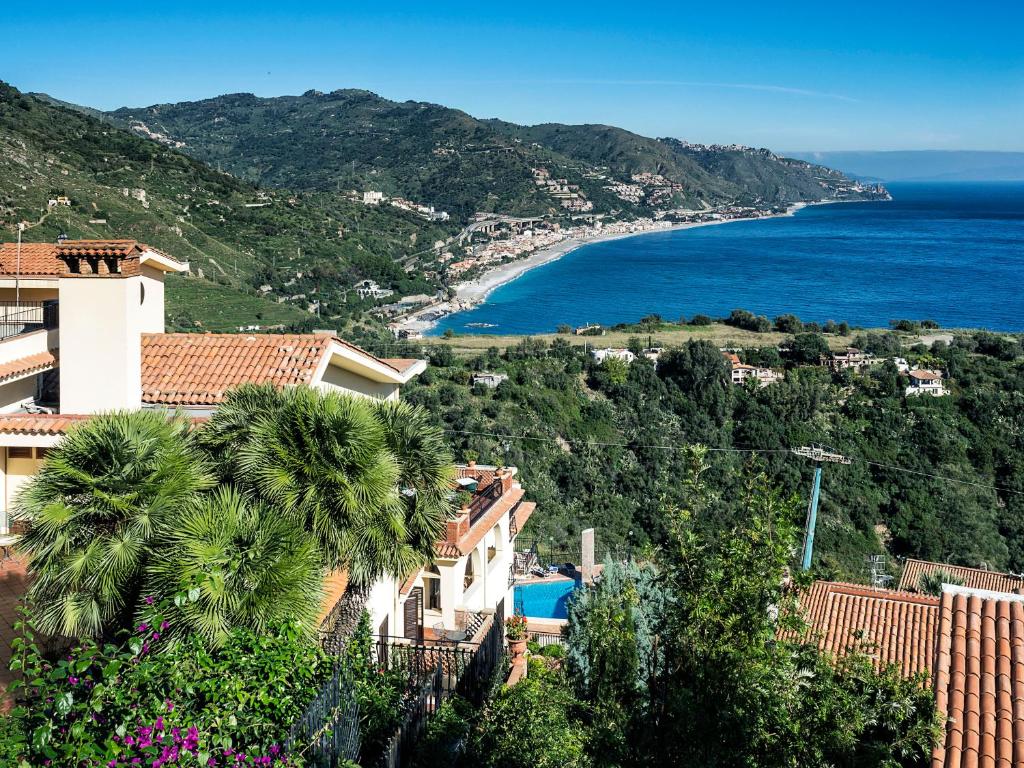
[514,577,582,619]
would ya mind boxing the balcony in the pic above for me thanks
[0,301,58,343]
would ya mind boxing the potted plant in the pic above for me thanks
[505,614,529,658]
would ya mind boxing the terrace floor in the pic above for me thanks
[0,556,28,712]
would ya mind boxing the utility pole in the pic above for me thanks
[791,445,851,571]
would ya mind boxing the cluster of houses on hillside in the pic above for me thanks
[791,558,1024,767]
[531,167,593,212]
[0,238,530,663]
[360,190,450,221]
[588,343,948,395]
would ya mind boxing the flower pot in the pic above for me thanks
[508,638,528,657]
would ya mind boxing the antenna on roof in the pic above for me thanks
[15,221,25,306]
[791,444,851,571]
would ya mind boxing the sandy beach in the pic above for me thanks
[453,204,816,305]
[399,202,819,335]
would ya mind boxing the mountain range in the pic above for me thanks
[4,82,884,331]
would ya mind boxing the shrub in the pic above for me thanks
[11,598,328,766]
[472,662,589,768]
[689,314,712,326]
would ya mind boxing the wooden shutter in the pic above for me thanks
[404,586,422,642]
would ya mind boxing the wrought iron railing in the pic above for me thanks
[375,608,506,768]
[468,479,503,528]
[0,301,58,342]
[284,664,361,768]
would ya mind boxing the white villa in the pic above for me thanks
[906,368,947,397]
[0,238,530,645]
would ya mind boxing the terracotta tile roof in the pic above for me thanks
[0,243,65,277]
[318,569,349,625]
[436,486,525,559]
[0,413,92,436]
[0,351,56,383]
[141,333,419,405]
[899,560,1024,595]
[909,369,944,381]
[512,501,536,534]
[789,581,941,679]
[141,333,332,405]
[0,240,185,278]
[931,588,1024,768]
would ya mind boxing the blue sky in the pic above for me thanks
[3,1,1022,152]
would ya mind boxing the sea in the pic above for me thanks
[429,182,1024,335]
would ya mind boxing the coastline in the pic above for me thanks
[402,198,860,336]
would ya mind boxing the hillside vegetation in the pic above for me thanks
[0,83,451,330]
[402,329,1024,579]
[95,89,883,219]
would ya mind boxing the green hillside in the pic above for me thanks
[0,83,453,331]
[96,89,885,219]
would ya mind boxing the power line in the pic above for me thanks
[442,428,1024,496]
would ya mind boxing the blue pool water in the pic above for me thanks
[431,182,1024,334]
[514,577,583,619]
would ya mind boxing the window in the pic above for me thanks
[7,447,32,459]
[35,447,51,459]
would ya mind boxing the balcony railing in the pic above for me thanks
[0,301,58,342]
[467,478,504,528]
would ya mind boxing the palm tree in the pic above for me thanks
[146,485,324,648]
[14,411,214,638]
[209,385,456,640]
[197,382,284,481]
[370,399,456,556]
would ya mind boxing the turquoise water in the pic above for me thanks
[432,182,1024,334]
[514,577,582,619]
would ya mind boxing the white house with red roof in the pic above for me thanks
[0,239,425,535]
[0,238,532,650]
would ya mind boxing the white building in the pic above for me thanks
[472,372,509,388]
[591,348,635,364]
[392,463,535,642]
[362,191,384,206]
[906,369,947,397]
[724,353,782,387]
[353,279,394,300]
[0,239,425,536]
[0,237,529,651]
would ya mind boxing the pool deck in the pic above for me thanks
[515,572,576,586]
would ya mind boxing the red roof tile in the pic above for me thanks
[141,333,418,406]
[789,581,941,679]
[931,589,1024,768]
[0,413,91,436]
[899,560,1024,595]
[141,333,332,405]
[0,351,56,383]
[436,486,525,559]
[0,243,65,277]
[0,240,184,278]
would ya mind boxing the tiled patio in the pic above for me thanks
[0,556,29,712]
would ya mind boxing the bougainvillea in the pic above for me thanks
[9,596,328,767]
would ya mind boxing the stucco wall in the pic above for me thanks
[364,576,401,637]
[0,377,37,413]
[58,277,143,413]
[0,449,43,533]
[139,265,165,334]
[318,364,400,401]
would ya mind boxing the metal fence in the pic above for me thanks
[284,664,361,768]
[0,301,58,342]
[529,630,565,648]
[375,605,506,768]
